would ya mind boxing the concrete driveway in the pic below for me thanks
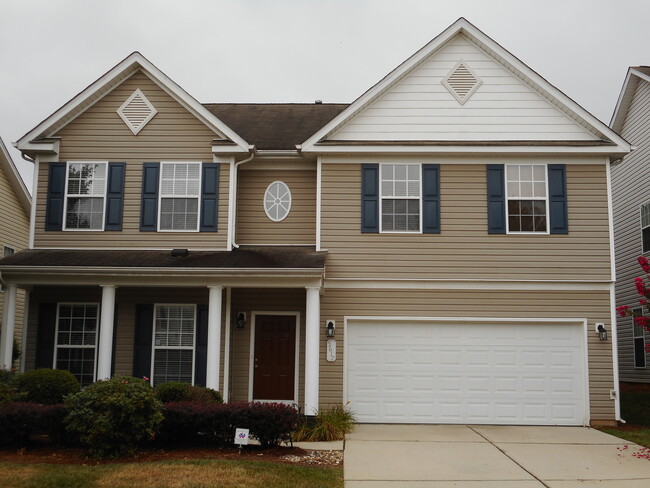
[345,424,650,487]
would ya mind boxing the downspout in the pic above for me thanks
[230,146,256,249]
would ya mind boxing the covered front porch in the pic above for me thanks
[0,247,325,415]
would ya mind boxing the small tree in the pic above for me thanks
[617,256,650,351]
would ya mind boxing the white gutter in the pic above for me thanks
[229,146,256,250]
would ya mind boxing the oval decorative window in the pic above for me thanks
[264,181,292,222]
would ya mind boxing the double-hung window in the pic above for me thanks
[152,304,196,386]
[505,164,548,233]
[380,163,421,232]
[642,202,650,254]
[64,162,107,230]
[159,162,201,231]
[54,303,99,387]
[633,307,646,368]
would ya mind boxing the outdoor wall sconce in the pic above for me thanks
[326,320,336,338]
[596,323,608,341]
[236,312,246,329]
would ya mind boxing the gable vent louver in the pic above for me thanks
[117,89,158,135]
[442,61,482,105]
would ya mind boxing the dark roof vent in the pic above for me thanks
[314,100,322,104]
[171,249,189,257]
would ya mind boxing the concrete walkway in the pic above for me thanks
[345,424,650,487]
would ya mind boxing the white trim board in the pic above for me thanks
[248,311,300,405]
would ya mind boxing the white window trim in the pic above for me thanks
[157,161,202,233]
[633,307,647,369]
[248,311,300,405]
[505,163,550,235]
[53,302,100,385]
[379,163,423,234]
[264,181,292,222]
[62,161,108,231]
[641,201,650,254]
[150,303,197,386]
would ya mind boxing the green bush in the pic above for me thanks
[293,403,356,442]
[0,369,19,404]
[16,369,80,404]
[155,382,222,404]
[65,376,163,458]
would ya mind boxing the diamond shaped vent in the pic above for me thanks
[442,61,482,105]
[117,89,157,134]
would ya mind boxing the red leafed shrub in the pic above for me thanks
[158,401,299,448]
[0,402,42,447]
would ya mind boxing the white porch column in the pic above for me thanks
[97,285,116,380]
[305,286,321,415]
[206,286,223,391]
[0,284,18,369]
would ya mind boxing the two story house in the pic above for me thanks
[0,18,630,426]
[611,67,650,383]
[0,137,31,370]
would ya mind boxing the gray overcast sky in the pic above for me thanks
[1,0,648,189]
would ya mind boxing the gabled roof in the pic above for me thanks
[0,137,31,215]
[300,17,631,155]
[15,52,250,154]
[204,103,347,150]
[610,66,650,133]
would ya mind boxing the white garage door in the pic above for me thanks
[346,320,587,425]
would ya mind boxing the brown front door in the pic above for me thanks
[253,315,296,400]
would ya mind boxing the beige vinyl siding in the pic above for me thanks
[25,286,228,390]
[0,158,30,367]
[321,158,611,281]
[612,78,650,382]
[331,34,597,142]
[236,169,316,245]
[320,287,615,422]
[229,288,306,404]
[34,70,229,249]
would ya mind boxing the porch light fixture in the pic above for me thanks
[596,323,608,341]
[326,320,335,338]
[170,248,189,257]
[236,312,246,329]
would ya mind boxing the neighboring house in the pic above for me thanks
[0,137,31,370]
[0,18,631,426]
[611,67,650,383]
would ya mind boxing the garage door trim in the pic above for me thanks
[343,316,590,425]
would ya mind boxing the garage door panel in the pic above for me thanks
[346,320,586,425]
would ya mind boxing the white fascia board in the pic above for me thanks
[0,138,32,214]
[310,144,626,155]
[301,18,631,154]
[16,52,250,152]
[212,145,249,154]
[610,68,650,132]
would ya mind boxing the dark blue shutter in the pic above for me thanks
[45,163,66,231]
[133,304,154,380]
[194,305,209,387]
[422,164,440,234]
[486,164,506,234]
[200,163,219,232]
[105,162,125,231]
[36,303,57,368]
[140,163,160,231]
[548,164,568,234]
[361,164,379,233]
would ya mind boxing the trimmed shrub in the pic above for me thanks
[0,369,19,404]
[17,369,80,404]
[158,401,298,448]
[293,403,356,441]
[247,402,299,448]
[39,403,75,446]
[65,376,163,458]
[155,382,223,404]
[0,402,40,447]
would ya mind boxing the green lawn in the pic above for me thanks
[598,389,650,448]
[0,459,343,488]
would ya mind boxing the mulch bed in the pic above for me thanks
[0,445,343,468]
